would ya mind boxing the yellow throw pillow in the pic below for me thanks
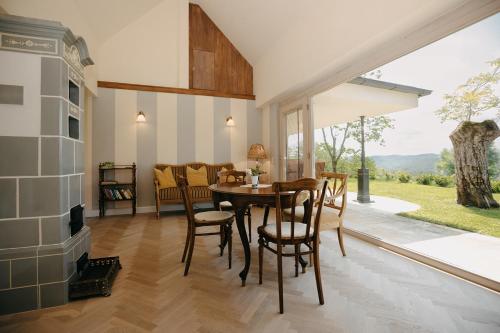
[154,167,176,189]
[187,166,209,186]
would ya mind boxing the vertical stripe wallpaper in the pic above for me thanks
[90,87,260,213]
[137,91,157,207]
[213,97,231,164]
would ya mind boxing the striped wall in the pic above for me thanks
[91,87,260,213]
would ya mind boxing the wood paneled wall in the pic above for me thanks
[189,3,253,96]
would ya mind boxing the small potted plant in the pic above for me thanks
[249,165,265,188]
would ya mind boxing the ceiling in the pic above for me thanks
[75,0,164,44]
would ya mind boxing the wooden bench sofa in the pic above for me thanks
[154,162,234,218]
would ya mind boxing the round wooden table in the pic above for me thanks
[209,184,293,286]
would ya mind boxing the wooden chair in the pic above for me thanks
[282,172,348,256]
[177,176,235,276]
[320,172,348,256]
[258,178,328,314]
[217,170,253,242]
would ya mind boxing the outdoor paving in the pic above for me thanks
[343,192,500,283]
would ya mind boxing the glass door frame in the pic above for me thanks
[279,96,314,181]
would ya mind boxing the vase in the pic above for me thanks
[251,175,259,188]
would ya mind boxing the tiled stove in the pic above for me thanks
[0,15,93,315]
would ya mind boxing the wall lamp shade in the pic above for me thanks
[247,144,267,160]
[136,111,146,122]
[226,116,235,127]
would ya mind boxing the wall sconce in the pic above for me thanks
[226,116,235,127]
[136,111,146,123]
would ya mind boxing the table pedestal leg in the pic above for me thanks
[235,206,250,286]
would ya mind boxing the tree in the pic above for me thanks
[318,116,393,172]
[436,58,500,208]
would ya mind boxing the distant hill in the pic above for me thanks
[369,154,439,174]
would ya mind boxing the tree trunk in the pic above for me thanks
[450,120,500,208]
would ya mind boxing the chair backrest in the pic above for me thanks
[319,172,348,218]
[155,162,234,186]
[218,170,247,186]
[273,178,328,243]
[177,176,195,228]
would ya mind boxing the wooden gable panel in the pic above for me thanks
[189,3,253,96]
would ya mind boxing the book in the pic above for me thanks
[101,181,118,185]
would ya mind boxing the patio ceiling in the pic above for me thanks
[312,77,432,128]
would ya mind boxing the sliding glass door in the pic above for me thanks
[280,98,313,181]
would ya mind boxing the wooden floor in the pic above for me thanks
[1,208,500,333]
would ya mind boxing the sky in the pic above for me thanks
[314,12,500,156]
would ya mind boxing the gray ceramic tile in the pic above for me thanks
[41,97,62,135]
[80,174,85,206]
[0,247,37,261]
[79,110,85,139]
[11,258,37,287]
[0,261,10,289]
[61,61,68,100]
[41,57,62,96]
[61,101,69,137]
[40,281,67,308]
[0,286,38,315]
[0,179,16,218]
[41,137,60,175]
[0,136,38,176]
[19,177,68,217]
[69,175,80,208]
[38,254,63,283]
[63,250,74,279]
[62,138,74,174]
[75,141,84,173]
[0,218,39,248]
[0,84,23,105]
[41,214,70,245]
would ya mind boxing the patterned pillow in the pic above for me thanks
[187,166,209,186]
[154,167,176,188]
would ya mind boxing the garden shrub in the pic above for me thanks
[434,175,453,187]
[492,180,500,193]
[416,174,434,185]
[384,171,395,181]
[398,172,411,183]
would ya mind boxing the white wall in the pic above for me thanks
[97,0,189,88]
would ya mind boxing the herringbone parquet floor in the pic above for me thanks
[1,208,499,333]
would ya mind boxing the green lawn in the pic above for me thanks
[347,179,500,237]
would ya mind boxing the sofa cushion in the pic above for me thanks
[187,166,209,186]
[154,167,176,188]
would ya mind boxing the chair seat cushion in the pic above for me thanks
[219,201,232,207]
[283,206,341,230]
[260,222,314,239]
[195,210,233,223]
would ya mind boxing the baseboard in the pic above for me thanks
[85,202,214,218]
[86,206,156,217]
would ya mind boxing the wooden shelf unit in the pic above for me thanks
[98,163,137,217]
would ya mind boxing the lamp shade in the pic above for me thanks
[247,144,267,160]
